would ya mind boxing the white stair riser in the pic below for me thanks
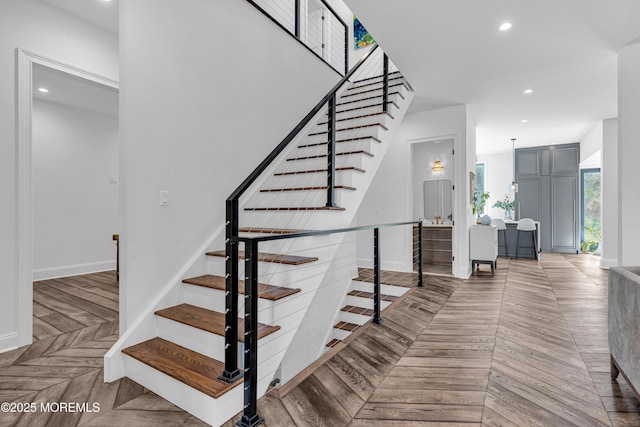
[345,82,408,99]
[339,86,408,103]
[336,92,403,113]
[351,280,409,297]
[281,153,369,171]
[349,76,407,92]
[122,355,244,427]
[335,103,399,120]
[156,316,285,366]
[345,295,392,310]
[332,327,355,341]
[314,113,391,130]
[182,283,275,324]
[340,310,372,325]
[295,138,377,154]
[249,189,348,208]
[265,170,361,188]
[303,126,384,144]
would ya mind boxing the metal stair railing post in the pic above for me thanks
[373,227,383,324]
[237,239,263,427]
[219,199,243,383]
[382,53,389,113]
[222,45,381,383]
[236,221,420,423]
[418,224,424,287]
[326,92,337,208]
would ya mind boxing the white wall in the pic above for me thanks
[0,0,118,352]
[601,118,618,268]
[119,0,339,331]
[476,151,514,220]
[32,99,118,279]
[356,104,475,278]
[618,43,640,266]
[580,121,603,164]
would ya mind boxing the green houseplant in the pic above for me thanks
[473,191,490,217]
[581,225,601,253]
[492,194,515,219]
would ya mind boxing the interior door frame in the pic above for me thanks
[15,48,119,348]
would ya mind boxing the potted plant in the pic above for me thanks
[472,191,490,221]
[581,225,601,254]
[492,194,515,219]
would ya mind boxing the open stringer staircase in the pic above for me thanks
[115,47,413,426]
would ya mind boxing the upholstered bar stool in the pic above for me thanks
[491,218,508,259]
[515,218,538,260]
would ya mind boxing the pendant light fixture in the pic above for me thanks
[511,138,518,192]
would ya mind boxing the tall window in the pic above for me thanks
[581,168,601,252]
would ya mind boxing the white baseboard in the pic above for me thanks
[33,260,116,281]
[600,258,618,269]
[0,332,19,354]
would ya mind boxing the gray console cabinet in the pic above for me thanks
[515,143,579,253]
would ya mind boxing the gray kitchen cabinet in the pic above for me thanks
[515,143,579,253]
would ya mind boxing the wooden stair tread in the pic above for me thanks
[122,337,241,399]
[244,206,346,212]
[347,290,398,302]
[182,274,301,300]
[334,321,360,332]
[317,111,394,125]
[326,339,342,348]
[308,123,388,136]
[260,185,356,192]
[155,303,280,341]
[274,166,365,176]
[341,305,374,316]
[337,91,404,107]
[206,250,318,265]
[286,150,373,161]
[238,227,307,235]
[336,101,399,114]
[298,136,382,148]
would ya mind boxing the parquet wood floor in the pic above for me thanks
[0,272,207,427]
[225,254,640,427]
[3,256,639,426]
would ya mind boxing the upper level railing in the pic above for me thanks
[247,0,348,75]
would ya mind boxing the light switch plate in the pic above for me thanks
[160,191,170,206]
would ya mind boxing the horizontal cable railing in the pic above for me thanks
[248,0,348,75]
[219,44,384,387]
[235,220,423,426]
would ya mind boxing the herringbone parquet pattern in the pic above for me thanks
[233,254,640,427]
[3,256,640,426]
[0,272,206,427]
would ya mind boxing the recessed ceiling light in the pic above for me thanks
[524,89,533,94]
[499,22,512,31]
[521,119,528,123]
[38,87,49,93]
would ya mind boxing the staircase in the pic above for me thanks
[107,47,415,426]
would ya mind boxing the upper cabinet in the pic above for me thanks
[551,145,580,174]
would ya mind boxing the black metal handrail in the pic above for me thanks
[246,0,349,75]
[219,44,382,386]
[236,220,423,426]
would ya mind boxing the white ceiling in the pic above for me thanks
[345,0,640,154]
[33,64,118,117]
[38,0,118,34]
